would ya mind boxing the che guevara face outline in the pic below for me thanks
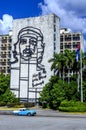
[12,26,45,64]
[19,35,38,60]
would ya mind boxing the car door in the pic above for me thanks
[18,109,25,115]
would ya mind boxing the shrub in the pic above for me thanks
[0,101,6,106]
[59,106,86,112]
[7,102,16,108]
[24,102,35,108]
[59,100,86,112]
[60,100,76,107]
[14,104,25,108]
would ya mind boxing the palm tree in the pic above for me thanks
[63,50,75,83]
[49,50,76,83]
[48,53,65,78]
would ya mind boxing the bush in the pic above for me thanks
[59,106,86,112]
[0,101,6,106]
[7,102,16,108]
[14,104,25,108]
[60,100,76,107]
[59,100,86,112]
[24,102,35,108]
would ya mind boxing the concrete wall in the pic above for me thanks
[10,14,60,102]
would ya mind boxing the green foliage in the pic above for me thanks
[41,51,86,110]
[40,76,64,109]
[50,81,65,109]
[64,81,80,101]
[83,81,86,101]
[59,100,76,107]
[0,74,10,94]
[24,102,35,108]
[0,74,18,106]
[59,100,86,112]
[0,89,17,103]
[40,74,81,110]
[59,106,86,112]
[40,82,52,107]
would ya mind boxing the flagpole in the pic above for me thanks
[80,34,83,102]
[77,71,80,92]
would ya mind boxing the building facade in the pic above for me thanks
[60,28,84,83]
[10,14,60,102]
[0,32,12,75]
[60,28,84,52]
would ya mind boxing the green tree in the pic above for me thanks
[40,76,60,108]
[50,80,65,109]
[49,50,76,82]
[0,74,10,94]
[0,74,17,105]
[49,53,65,78]
[40,51,86,109]
[0,89,17,103]
[64,80,80,101]
[63,50,76,83]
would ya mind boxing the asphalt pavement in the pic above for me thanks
[0,107,86,118]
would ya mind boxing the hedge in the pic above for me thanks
[59,100,86,112]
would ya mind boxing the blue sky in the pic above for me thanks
[0,0,43,19]
[0,0,86,50]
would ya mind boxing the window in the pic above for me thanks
[2,37,7,43]
[8,37,12,43]
[54,16,56,23]
[65,35,71,41]
[54,25,56,32]
[60,36,63,42]
[54,34,56,41]
[54,42,56,50]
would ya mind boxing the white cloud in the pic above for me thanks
[39,0,86,33]
[39,0,86,50]
[59,0,86,17]
[0,14,13,34]
[84,40,86,52]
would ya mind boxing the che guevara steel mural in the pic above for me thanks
[11,26,46,99]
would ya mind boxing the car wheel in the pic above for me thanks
[32,114,34,116]
[27,113,31,116]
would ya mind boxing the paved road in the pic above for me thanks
[0,108,86,118]
[0,115,86,130]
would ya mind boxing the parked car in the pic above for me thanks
[13,108,36,116]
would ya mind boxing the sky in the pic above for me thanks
[0,0,86,50]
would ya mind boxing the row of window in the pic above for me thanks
[0,54,11,58]
[0,62,10,65]
[60,42,79,47]
[0,51,11,54]
[0,37,12,43]
[60,36,80,42]
[0,46,11,50]
[0,67,10,73]
[60,44,79,49]
[0,58,10,61]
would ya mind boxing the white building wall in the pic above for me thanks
[10,14,60,102]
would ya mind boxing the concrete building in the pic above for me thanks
[60,28,84,52]
[0,31,12,75]
[10,14,60,102]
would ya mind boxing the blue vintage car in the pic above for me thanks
[13,108,36,116]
